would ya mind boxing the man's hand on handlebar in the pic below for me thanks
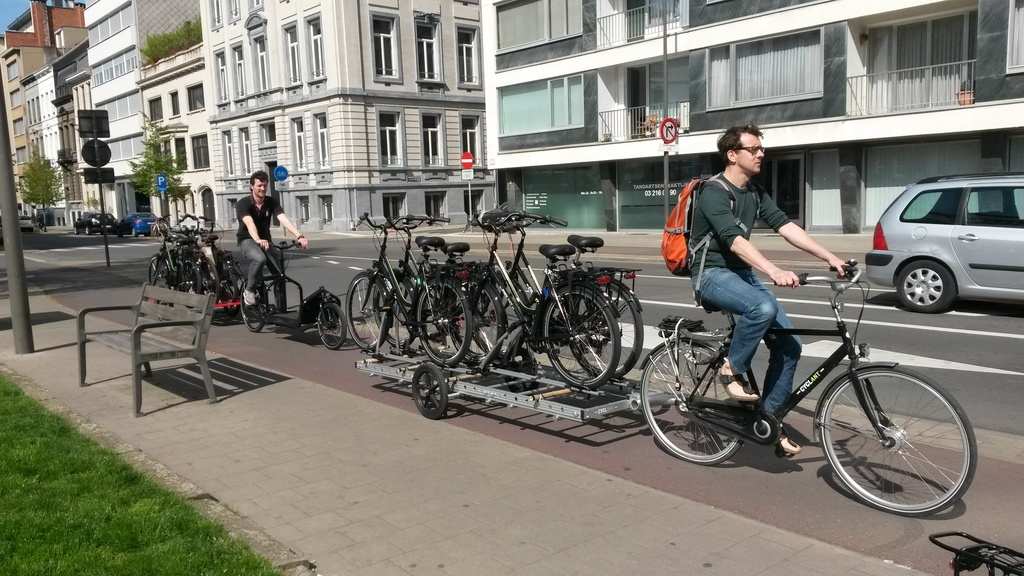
[257,238,270,250]
[296,236,309,249]
[827,257,850,278]
[770,268,802,288]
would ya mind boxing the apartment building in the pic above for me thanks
[1,0,85,215]
[138,43,215,222]
[51,38,90,223]
[485,0,1024,231]
[84,0,199,218]
[200,0,494,231]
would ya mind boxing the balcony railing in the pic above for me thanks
[598,101,689,143]
[53,84,74,106]
[140,44,204,80]
[595,1,688,50]
[847,60,976,117]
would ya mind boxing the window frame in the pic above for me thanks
[223,130,236,175]
[705,27,825,111]
[314,112,330,168]
[371,13,401,81]
[292,117,306,170]
[253,36,270,92]
[169,91,181,117]
[284,25,302,85]
[425,191,446,220]
[259,121,276,144]
[415,19,442,82]
[239,127,253,174]
[421,112,444,167]
[211,0,223,28]
[308,16,325,81]
[192,134,210,169]
[174,137,188,170]
[187,83,205,112]
[495,0,584,54]
[378,110,403,168]
[147,96,163,121]
[1009,0,1024,73]
[498,74,585,136]
[231,44,247,98]
[320,195,334,222]
[460,114,480,165]
[215,51,229,103]
[456,26,480,86]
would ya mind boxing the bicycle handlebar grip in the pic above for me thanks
[798,273,809,285]
[548,216,568,227]
[360,212,369,221]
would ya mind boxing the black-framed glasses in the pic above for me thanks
[734,145,766,155]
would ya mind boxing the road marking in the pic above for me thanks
[634,271,898,294]
[348,266,362,271]
[23,256,50,263]
[311,256,321,259]
[325,232,364,237]
[638,298,1024,341]
[327,260,339,265]
[802,340,1024,376]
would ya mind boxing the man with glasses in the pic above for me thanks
[689,124,848,457]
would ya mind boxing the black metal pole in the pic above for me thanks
[93,136,111,267]
[0,83,35,353]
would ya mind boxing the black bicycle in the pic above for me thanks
[931,532,1024,575]
[639,261,976,515]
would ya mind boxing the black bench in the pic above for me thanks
[77,284,217,417]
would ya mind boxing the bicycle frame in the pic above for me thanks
[255,247,304,314]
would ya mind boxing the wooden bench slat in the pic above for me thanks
[142,285,211,308]
[137,300,201,323]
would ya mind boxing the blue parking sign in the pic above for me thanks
[273,165,289,182]
[157,174,168,194]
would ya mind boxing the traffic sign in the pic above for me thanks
[461,169,474,181]
[81,139,111,167]
[77,110,110,138]
[273,165,289,182]
[157,174,168,195]
[83,167,115,184]
[658,117,679,145]
[461,152,474,170]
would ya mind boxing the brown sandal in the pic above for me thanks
[718,372,759,402]
[776,435,802,457]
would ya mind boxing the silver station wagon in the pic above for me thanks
[866,173,1024,313]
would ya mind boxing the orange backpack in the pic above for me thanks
[661,177,710,276]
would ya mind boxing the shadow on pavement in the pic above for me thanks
[0,310,74,331]
[144,357,290,414]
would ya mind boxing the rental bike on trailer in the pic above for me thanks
[639,260,977,515]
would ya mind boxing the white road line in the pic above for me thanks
[23,256,50,263]
[802,340,1024,376]
[325,232,364,237]
[311,256,321,259]
[348,266,362,271]
[638,298,1024,341]
[327,260,340,265]
[322,255,376,262]
[634,271,898,294]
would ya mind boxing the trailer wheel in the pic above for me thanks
[412,363,448,420]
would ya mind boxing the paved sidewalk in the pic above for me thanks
[0,292,926,576]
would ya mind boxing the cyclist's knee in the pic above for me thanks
[745,298,777,322]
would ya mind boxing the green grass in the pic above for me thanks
[0,376,280,576]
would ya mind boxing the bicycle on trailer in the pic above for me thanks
[930,532,1024,575]
[639,260,977,515]
[240,240,346,350]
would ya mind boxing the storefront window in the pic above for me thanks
[522,165,603,229]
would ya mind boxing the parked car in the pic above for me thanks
[19,214,37,232]
[74,212,118,235]
[866,173,1024,313]
[119,212,157,236]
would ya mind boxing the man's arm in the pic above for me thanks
[276,214,308,248]
[727,236,800,287]
[777,222,847,275]
[240,215,267,249]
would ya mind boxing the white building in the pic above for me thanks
[21,64,67,224]
[138,43,215,223]
[84,0,199,217]
[483,0,1024,232]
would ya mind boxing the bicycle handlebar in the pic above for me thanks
[798,260,862,287]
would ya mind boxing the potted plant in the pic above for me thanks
[958,81,974,106]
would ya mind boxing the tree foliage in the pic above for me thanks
[141,20,202,66]
[18,155,64,208]
[130,120,189,205]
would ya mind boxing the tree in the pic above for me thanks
[18,154,64,212]
[141,20,202,65]
[130,120,189,215]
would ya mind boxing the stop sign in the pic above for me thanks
[461,152,474,170]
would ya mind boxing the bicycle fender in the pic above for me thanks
[812,362,899,443]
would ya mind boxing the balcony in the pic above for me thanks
[847,60,976,117]
[52,84,73,107]
[598,102,689,142]
[57,148,77,169]
[595,1,688,51]
[140,44,204,81]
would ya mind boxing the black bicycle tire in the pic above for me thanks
[542,285,621,388]
[415,277,475,366]
[345,270,383,351]
[608,278,644,379]
[317,302,347,350]
[240,281,267,332]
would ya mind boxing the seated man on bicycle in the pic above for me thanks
[238,170,308,305]
[691,124,847,456]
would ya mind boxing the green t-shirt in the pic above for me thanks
[689,173,790,270]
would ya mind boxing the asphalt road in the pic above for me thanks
[4,229,1024,575]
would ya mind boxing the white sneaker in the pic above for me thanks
[243,289,257,306]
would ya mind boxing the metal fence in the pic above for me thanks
[847,60,976,116]
[595,1,688,50]
[598,101,689,142]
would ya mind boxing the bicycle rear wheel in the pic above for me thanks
[416,278,474,366]
[346,271,385,351]
[317,302,347,350]
[640,342,741,464]
[606,279,643,379]
[542,286,620,388]
[818,366,976,516]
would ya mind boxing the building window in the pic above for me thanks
[13,118,25,135]
[240,128,252,174]
[708,29,822,109]
[416,21,440,81]
[89,4,134,45]
[187,84,205,111]
[223,131,235,175]
[252,0,263,10]
[298,196,309,223]
[228,198,237,222]
[308,18,325,79]
[232,45,246,97]
[6,61,18,81]
[253,37,270,91]
[499,74,583,135]
[148,97,163,121]
[260,121,276,143]
[211,0,223,27]
[98,93,141,122]
[292,117,306,169]
[15,146,27,163]
[315,113,329,168]
[497,0,581,50]
[425,191,445,219]
[174,137,188,170]
[93,50,138,86]
[215,52,228,102]
[285,26,301,84]
[229,0,239,20]
[383,193,405,221]
[320,195,334,222]
[421,114,442,167]
[9,89,21,107]
[1011,1,1024,70]
[372,16,398,78]
[461,116,478,163]
[169,91,180,116]
[457,28,478,84]
[378,111,401,167]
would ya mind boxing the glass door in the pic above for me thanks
[756,153,804,226]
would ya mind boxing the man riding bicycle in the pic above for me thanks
[238,170,308,306]
[691,124,848,456]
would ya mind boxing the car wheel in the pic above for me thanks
[896,261,957,313]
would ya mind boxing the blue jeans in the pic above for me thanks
[699,267,802,417]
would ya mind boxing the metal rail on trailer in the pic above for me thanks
[356,353,640,422]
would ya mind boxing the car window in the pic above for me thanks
[965,187,1024,228]
[900,188,963,225]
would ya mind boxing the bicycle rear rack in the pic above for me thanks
[930,532,1024,576]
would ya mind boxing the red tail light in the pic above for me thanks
[624,272,636,280]
[872,222,888,251]
[595,275,611,286]
[455,269,470,281]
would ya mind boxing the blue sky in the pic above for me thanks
[0,0,30,34]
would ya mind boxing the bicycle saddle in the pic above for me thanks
[538,244,576,260]
[444,242,470,255]
[415,236,446,250]
[567,235,604,251]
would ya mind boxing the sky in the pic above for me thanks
[0,0,30,35]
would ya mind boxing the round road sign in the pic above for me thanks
[658,117,679,145]
[461,151,474,170]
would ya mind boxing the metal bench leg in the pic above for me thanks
[143,362,152,377]
[197,354,217,404]
[132,362,143,417]
[77,324,87,387]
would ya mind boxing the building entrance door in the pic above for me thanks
[755,153,804,226]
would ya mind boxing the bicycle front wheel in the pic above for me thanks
[640,342,741,465]
[542,286,620,388]
[346,271,385,351]
[416,278,474,366]
[818,366,976,516]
